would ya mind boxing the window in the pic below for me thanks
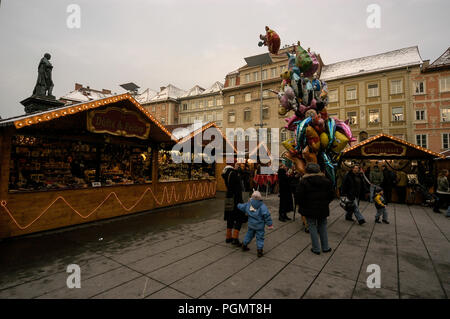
[262,106,269,119]
[329,89,338,102]
[416,134,427,148]
[230,96,235,104]
[216,112,222,120]
[245,93,251,102]
[280,65,286,73]
[229,77,236,87]
[160,117,166,124]
[182,103,188,111]
[208,100,214,107]
[244,108,251,121]
[441,107,450,122]
[228,111,235,123]
[439,77,450,92]
[390,79,403,94]
[162,104,166,111]
[392,107,404,121]
[152,105,156,112]
[263,90,269,98]
[280,129,287,142]
[346,87,357,100]
[253,71,259,81]
[245,73,250,83]
[207,114,213,122]
[262,70,267,80]
[367,83,379,97]
[443,133,449,150]
[216,98,223,106]
[347,111,357,125]
[415,110,425,121]
[197,101,202,108]
[368,109,380,124]
[414,81,425,94]
[271,67,277,78]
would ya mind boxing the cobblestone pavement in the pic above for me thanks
[0,193,448,299]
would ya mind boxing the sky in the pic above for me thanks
[0,0,449,119]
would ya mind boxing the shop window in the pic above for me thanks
[230,96,235,104]
[392,107,404,121]
[390,79,403,94]
[415,110,425,121]
[368,109,380,124]
[416,134,427,148]
[244,108,251,121]
[347,111,357,125]
[228,111,235,123]
[443,133,449,150]
[441,107,450,122]
[439,77,450,92]
[414,81,425,94]
[158,149,215,181]
[245,93,251,102]
[367,83,379,97]
[8,136,152,193]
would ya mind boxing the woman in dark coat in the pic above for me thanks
[222,163,245,246]
[295,163,335,254]
[278,165,294,222]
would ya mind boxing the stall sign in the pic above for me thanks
[87,107,150,139]
[361,141,406,156]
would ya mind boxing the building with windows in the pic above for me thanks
[412,47,450,153]
[321,46,424,143]
[178,82,224,128]
[60,83,114,105]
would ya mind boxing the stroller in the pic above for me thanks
[407,178,437,207]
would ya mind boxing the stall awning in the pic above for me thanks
[342,133,445,160]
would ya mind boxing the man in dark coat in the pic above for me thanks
[341,164,368,225]
[222,163,245,246]
[278,165,294,222]
[382,165,397,203]
[295,163,334,254]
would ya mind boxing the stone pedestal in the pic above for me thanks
[20,95,65,114]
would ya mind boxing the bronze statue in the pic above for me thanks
[33,53,54,97]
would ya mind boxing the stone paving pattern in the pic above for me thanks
[0,193,448,299]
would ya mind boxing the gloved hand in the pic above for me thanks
[267,225,274,230]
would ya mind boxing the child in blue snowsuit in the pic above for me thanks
[237,191,273,257]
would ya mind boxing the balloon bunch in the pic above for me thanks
[268,41,356,186]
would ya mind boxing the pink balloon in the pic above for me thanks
[284,114,302,131]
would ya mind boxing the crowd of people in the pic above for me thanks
[222,161,450,257]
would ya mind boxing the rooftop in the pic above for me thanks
[425,47,450,71]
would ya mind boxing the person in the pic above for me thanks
[296,163,334,255]
[396,170,408,203]
[238,191,273,257]
[278,165,294,222]
[222,163,246,246]
[374,188,389,224]
[382,165,397,203]
[369,163,384,203]
[433,169,450,213]
[341,164,368,225]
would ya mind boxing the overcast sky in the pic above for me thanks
[0,0,449,118]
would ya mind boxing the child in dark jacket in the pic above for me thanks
[237,191,273,257]
[374,189,389,224]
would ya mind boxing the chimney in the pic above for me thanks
[75,83,83,90]
[102,89,111,94]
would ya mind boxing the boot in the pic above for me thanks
[257,249,263,257]
[232,229,242,247]
[375,218,381,224]
[382,220,390,224]
[225,228,233,243]
[285,212,292,221]
[279,212,287,222]
[242,244,250,252]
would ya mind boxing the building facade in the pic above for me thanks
[60,83,114,105]
[178,82,224,128]
[412,47,450,153]
[321,46,423,144]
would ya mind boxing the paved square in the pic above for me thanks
[0,193,448,299]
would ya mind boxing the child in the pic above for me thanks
[237,191,273,257]
[374,188,389,224]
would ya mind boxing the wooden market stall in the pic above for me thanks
[340,133,445,203]
[0,94,218,238]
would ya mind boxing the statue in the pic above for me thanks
[33,53,54,98]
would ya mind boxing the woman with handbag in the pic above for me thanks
[222,163,246,246]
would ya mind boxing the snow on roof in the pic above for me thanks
[181,85,205,98]
[60,89,113,103]
[321,46,423,81]
[135,88,158,104]
[202,81,223,95]
[148,84,187,102]
[167,122,212,140]
[427,47,450,70]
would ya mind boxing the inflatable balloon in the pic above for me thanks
[320,132,329,149]
[326,117,336,149]
[302,146,318,163]
[306,126,320,153]
[283,151,306,175]
[332,131,349,153]
[258,26,281,55]
[334,118,357,143]
[285,114,302,131]
[321,152,336,186]
[295,43,312,72]
[295,117,312,150]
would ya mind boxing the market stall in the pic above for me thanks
[0,94,217,238]
[340,133,445,204]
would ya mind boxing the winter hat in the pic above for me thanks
[251,190,263,201]
[305,162,321,174]
[222,165,233,174]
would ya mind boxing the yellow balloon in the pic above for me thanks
[332,131,349,153]
[320,132,329,149]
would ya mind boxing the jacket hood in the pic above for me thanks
[222,165,234,175]
[250,199,263,209]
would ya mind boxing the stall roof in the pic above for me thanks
[0,93,176,143]
[342,133,445,160]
